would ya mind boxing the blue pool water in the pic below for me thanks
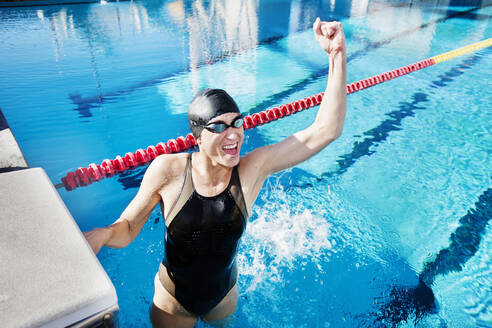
[1,0,491,327]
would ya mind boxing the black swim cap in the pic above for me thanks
[188,88,240,138]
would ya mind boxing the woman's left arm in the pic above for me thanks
[244,18,346,181]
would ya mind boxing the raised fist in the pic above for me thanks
[313,18,346,56]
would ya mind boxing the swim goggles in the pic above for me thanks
[196,116,244,134]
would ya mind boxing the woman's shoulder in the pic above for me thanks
[141,152,190,187]
[148,152,189,174]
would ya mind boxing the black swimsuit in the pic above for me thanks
[160,154,248,316]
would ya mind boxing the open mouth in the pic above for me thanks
[222,143,238,156]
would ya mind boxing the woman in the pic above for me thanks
[84,17,346,327]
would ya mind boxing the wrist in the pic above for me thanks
[328,50,346,77]
[328,49,346,61]
[103,226,114,244]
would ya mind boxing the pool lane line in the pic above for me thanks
[56,38,492,191]
[114,46,490,190]
[431,38,492,63]
[373,185,492,326]
[267,47,487,192]
[219,5,492,115]
[68,5,491,117]
[327,50,488,179]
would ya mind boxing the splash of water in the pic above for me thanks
[237,184,337,293]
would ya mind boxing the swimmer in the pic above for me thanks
[83,17,346,328]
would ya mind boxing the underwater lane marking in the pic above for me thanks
[346,49,490,326]
[419,186,492,286]
[372,184,492,326]
[69,35,285,119]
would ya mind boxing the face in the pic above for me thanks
[197,112,244,167]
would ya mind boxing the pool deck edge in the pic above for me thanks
[0,109,28,172]
[0,109,119,327]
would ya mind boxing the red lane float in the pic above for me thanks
[60,133,200,191]
[60,58,439,191]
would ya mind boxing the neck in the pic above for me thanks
[193,151,232,186]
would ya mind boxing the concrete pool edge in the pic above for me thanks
[0,109,120,328]
[0,108,28,172]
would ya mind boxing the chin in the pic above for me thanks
[222,153,240,167]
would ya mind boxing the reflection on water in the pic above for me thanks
[181,0,258,69]
[27,0,261,70]
[5,0,485,112]
[1,0,489,128]
[9,0,407,72]
[4,0,487,100]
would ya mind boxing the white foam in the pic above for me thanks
[237,187,336,293]
[235,170,391,296]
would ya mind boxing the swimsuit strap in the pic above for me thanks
[165,154,249,225]
[229,164,249,220]
[165,154,193,226]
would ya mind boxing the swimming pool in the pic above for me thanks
[1,0,491,327]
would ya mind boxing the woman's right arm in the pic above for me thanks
[83,155,170,254]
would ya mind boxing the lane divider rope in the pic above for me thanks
[58,38,492,191]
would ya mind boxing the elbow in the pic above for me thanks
[321,126,343,144]
[312,117,345,144]
[332,126,343,140]
[106,219,135,248]
[126,219,140,244]
[325,132,341,146]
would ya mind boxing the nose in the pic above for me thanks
[224,126,242,139]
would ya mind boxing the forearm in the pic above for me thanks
[248,20,347,177]
[104,183,160,248]
[86,215,142,251]
[84,155,168,254]
[313,50,347,141]
[83,219,133,255]
[104,218,135,248]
